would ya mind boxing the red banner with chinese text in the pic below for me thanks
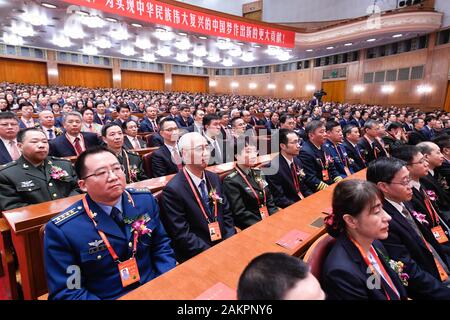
[61,0,296,48]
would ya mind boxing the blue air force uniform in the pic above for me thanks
[44,188,176,300]
[323,139,354,178]
[298,140,342,193]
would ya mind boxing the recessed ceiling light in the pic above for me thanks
[326,46,334,50]
[41,2,57,9]
[198,36,207,40]
[131,23,142,28]
[178,32,187,36]
[306,49,314,52]
[76,10,89,16]
[252,44,261,48]
[392,34,403,38]
[344,42,353,46]
[105,17,118,23]
[236,42,244,46]
[367,38,376,42]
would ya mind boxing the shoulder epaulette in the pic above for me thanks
[224,170,238,180]
[126,187,151,194]
[51,205,83,226]
[0,161,17,170]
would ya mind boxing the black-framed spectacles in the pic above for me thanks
[389,177,411,187]
[82,164,125,180]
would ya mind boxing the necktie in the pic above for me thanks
[172,148,183,170]
[199,180,211,214]
[73,137,83,155]
[152,120,158,131]
[48,129,54,139]
[9,140,20,160]
[110,207,125,231]
[213,140,222,161]
[134,137,141,150]
[27,120,33,128]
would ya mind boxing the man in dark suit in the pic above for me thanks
[139,106,159,133]
[265,129,313,208]
[260,109,272,130]
[0,128,81,211]
[339,110,352,129]
[421,115,436,141]
[93,102,112,126]
[49,112,103,157]
[113,104,138,127]
[161,132,236,262]
[357,119,388,164]
[382,122,406,154]
[408,118,428,145]
[175,105,194,128]
[18,102,37,129]
[342,124,366,173]
[435,135,450,192]
[166,105,178,121]
[122,120,146,150]
[367,158,450,299]
[151,118,181,178]
[298,121,342,193]
[186,108,205,134]
[202,114,226,165]
[350,110,363,129]
[403,114,414,132]
[0,112,21,165]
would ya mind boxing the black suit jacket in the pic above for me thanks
[49,132,103,157]
[323,235,408,300]
[93,114,112,126]
[161,170,236,262]
[420,174,450,220]
[175,115,193,128]
[0,140,13,165]
[357,137,388,164]
[381,200,450,299]
[264,155,313,208]
[123,136,147,150]
[436,160,450,197]
[150,144,179,178]
[408,129,427,145]
[147,133,164,148]
[342,140,366,173]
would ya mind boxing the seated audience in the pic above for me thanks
[122,120,146,150]
[150,118,181,178]
[342,124,366,172]
[357,119,389,164]
[237,252,325,300]
[139,105,159,133]
[0,128,80,211]
[161,132,235,262]
[0,111,21,164]
[324,120,354,178]
[44,147,176,300]
[81,108,102,135]
[39,110,62,140]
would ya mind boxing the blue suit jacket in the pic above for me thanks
[342,139,366,173]
[0,140,12,165]
[175,115,193,128]
[323,235,408,300]
[93,114,112,126]
[138,117,158,133]
[49,132,103,157]
[150,144,179,178]
[381,200,450,299]
[264,154,313,208]
[44,189,176,300]
[161,170,236,262]
[421,126,435,141]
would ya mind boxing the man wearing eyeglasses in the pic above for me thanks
[0,128,80,211]
[161,132,236,263]
[44,147,176,300]
[150,118,181,178]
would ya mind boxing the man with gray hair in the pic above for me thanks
[161,132,236,262]
[49,111,102,157]
[357,119,389,164]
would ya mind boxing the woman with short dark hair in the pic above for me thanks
[322,179,408,300]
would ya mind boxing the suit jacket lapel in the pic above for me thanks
[21,158,47,181]
[121,192,141,241]
[0,140,12,163]
[87,195,127,240]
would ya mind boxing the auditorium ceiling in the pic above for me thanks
[0,0,443,68]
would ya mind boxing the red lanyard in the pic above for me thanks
[333,143,347,166]
[289,162,301,193]
[364,136,377,159]
[235,166,266,207]
[122,150,135,183]
[349,236,400,300]
[422,190,440,226]
[183,168,218,223]
[82,193,137,263]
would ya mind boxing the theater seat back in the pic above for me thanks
[142,152,154,178]
[303,234,336,280]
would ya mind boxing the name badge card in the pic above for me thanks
[322,170,329,181]
[432,226,449,244]
[208,221,222,242]
[118,257,140,288]
[260,206,269,219]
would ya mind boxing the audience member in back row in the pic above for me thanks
[342,124,366,173]
[237,252,325,300]
[367,158,450,299]
[322,179,408,300]
[265,129,313,208]
[122,120,146,151]
[49,111,102,157]
[101,123,147,183]
[0,128,80,211]
[150,118,182,178]
[161,132,236,263]
[223,140,278,230]
[0,112,21,165]
[44,147,176,300]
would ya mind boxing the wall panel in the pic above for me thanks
[121,71,164,90]
[0,58,48,85]
[322,80,347,103]
[58,64,112,88]
[172,75,208,93]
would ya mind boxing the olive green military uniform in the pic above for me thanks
[116,148,148,183]
[222,166,279,230]
[0,156,81,211]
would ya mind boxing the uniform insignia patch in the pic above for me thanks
[20,180,35,188]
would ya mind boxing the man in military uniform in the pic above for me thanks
[323,120,354,179]
[44,147,176,300]
[101,123,148,183]
[0,128,80,211]
[223,141,278,230]
[299,120,342,193]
